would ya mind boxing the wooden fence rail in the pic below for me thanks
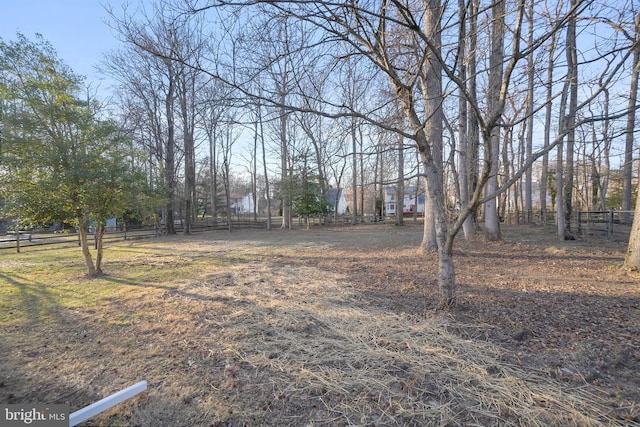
[577,210,635,238]
[494,209,634,239]
[0,219,268,253]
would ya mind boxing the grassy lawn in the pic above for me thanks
[1,226,638,426]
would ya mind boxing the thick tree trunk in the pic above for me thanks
[183,126,195,235]
[555,23,572,239]
[564,1,577,236]
[279,99,290,229]
[623,16,640,263]
[524,2,535,223]
[164,62,176,235]
[457,0,474,238]
[541,32,556,225]
[419,0,443,252]
[78,221,97,277]
[484,0,505,241]
[623,32,639,223]
[484,128,502,241]
[465,0,480,236]
[421,181,438,251]
[257,101,272,230]
[438,237,456,307]
[95,223,105,275]
[625,184,640,269]
[423,158,455,307]
[179,71,196,235]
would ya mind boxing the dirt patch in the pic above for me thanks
[0,223,638,426]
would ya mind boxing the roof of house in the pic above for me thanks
[326,188,343,205]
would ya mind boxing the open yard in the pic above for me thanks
[0,223,638,426]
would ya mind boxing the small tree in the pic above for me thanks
[290,155,330,228]
[0,33,152,276]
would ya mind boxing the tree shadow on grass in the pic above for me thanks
[0,272,63,324]
[99,275,237,305]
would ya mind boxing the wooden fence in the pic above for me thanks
[497,209,634,239]
[0,219,267,253]
[576,210,634,239]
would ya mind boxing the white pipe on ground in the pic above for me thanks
[69,381,147,427]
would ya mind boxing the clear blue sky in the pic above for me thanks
[0,1,125,92]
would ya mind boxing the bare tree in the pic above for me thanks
[199,82,225,224]
[539,3,560,225]
[173,19,208,234]
[180,0,631,307]
[524,0,535,223]
[624,9,640,268]
[562,0,578,239]
[107,3,197,234]
[483,0,506,242]
[623,11,640,223]
[457,0,476,238]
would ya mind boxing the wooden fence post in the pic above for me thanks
[577,211,582,234]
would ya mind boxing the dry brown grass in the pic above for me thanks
[0,223,638,426]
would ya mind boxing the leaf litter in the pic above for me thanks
[0,223,638,426]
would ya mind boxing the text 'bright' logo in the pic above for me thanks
[2,405,69,426]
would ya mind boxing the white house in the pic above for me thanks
[327,188,348,215]
[230,193,256,215]
[385,186,425,216]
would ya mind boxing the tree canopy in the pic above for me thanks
[0,33,155,276]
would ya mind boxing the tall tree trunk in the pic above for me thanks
[600,91,612,211]
[396,133,405,227]
[256,98,272,230]
[458,0,474,238]
[484,0,505,241]
[626,189,640,269]
[419,0,443,252]
[223,125,233,232]
[279,96,290,229]
[182,99,195,235]
[378,146,384,220]
[373,144,380,222]
[421,181,438,250]
[359,126,365,222]
[209,123,218,225]
[164,60,176,235]
[564,0,578,237]
[466,0,480,235]
[524,0,534,223]
[541,31,557,225]
[351,115,358,224]
[623,16,640,223]
[624,14,640,267]
[413,0,452,306]
[499,127,512,222]
[252,115,259,222]
[556,70,569,238]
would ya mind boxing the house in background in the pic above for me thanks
[230,193,256,215]
[327,188,348,215]
[385,186,425,216]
